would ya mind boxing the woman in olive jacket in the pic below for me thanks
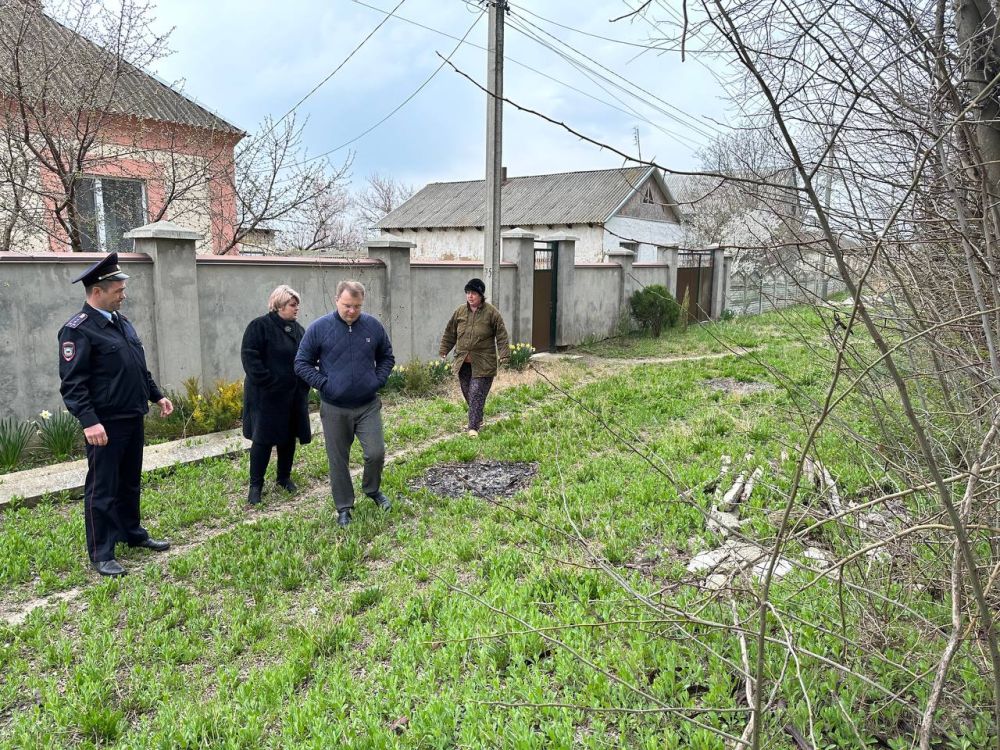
[241,285,312,504]
[439,278,510,437]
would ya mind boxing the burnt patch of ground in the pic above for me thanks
[409,461,539,501]
[703,377,775,396]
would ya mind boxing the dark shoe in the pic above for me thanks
[93,559,126,577]
[367,491,391,510]
[337,510,352,527]
[132,538,170,552]
[248,484,263,505]
[276,477,297,493]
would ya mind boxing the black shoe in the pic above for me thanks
[93,559,126,577]
[276,477,297,493]
[337,509,352,527]
[248,484,263,505]
[367,491,391,510]
[132,538,170,552]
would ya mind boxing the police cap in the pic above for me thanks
[72,252,130,286]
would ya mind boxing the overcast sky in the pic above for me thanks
[148,0,732,190]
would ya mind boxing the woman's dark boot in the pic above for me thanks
[276,477,297,493]
[248,483,263,505]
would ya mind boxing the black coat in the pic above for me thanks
[241,312,312,446]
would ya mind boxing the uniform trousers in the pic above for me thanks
[319,398,385,511]
[83,415,149,562]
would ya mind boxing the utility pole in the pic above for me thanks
[483,0,505,303]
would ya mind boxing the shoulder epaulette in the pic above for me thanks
[64,312,88,329]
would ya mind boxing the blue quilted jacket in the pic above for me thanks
[294,311,394,408]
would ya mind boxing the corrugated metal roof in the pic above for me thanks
[0,3,243,135]
[378,166,656,229]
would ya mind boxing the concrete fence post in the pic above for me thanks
[501,228,537,345]
[367,237,415,362]
[710,244,727,320]
[657,244,680,299]
[541,233,577,347]
[124,220,204,392]
[606,247,636,324]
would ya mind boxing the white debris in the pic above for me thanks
[803,547,833,567]
[708,509,742,536]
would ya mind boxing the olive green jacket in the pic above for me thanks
[439,302,510,378]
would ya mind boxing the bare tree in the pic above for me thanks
[354,171,414,237]
[216,114,354,255]
[282,163,364,255]
[0,0,174,252]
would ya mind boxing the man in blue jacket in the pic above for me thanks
[294,280,395,527]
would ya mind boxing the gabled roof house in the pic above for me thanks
[0,0,244,254]
[377,166,684,263]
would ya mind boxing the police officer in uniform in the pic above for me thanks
[58,253,174,577]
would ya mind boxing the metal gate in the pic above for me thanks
[532,243,558,352]
[676,251,713,322]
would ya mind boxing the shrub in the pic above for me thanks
[0,418,34,472]
[384,360,451,396]
[36,410,82,460]
[191,379,244,433]
[630,284,680,337]
[507,343,534,371]
[145,376,243,442]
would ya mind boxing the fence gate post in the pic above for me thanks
[502,228,537,345]
[541,233,577,347]
[659,244,680,299]
[124,220,204,393]
[710,245,727,319]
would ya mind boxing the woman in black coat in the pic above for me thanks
[241,285,312,505]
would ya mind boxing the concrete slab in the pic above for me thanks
[0,414,322,511]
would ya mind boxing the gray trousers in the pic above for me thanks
[319,397,385,511]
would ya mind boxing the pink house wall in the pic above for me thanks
[30,112,242,254]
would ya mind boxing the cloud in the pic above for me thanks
[147,0,730,189]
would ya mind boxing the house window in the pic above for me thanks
[642,186,654,204]
[73,177,147,254]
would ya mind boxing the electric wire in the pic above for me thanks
[506,8,723,141]
[284,9,485,168]
[350,0,717,156]
[504,14,707,151]
[243,0,409,151]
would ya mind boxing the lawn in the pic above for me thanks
[0,309,991,749]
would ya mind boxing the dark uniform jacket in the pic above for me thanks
[58,303,164,428]
[240,312,312,446]
[294,311,394,408]
[439,302,510,378]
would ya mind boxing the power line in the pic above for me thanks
[286,10,485,168]
[508,2,721,55]
[351,0,711,153]
[512,10,718,144]
[245,0,410,150]
[508,10,723,140]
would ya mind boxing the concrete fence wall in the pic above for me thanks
[0,222,728,421]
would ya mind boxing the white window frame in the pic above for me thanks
[82,176,148,252]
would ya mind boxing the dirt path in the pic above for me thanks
[0,348,749,628]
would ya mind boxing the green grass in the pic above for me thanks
[0,309,991,749]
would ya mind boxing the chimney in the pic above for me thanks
[501,166,507,183]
